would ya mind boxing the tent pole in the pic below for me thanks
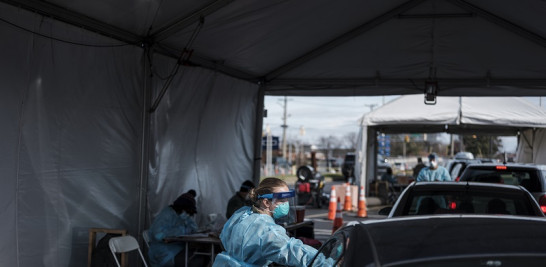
[137,45,153,248]
[252,84,265,185]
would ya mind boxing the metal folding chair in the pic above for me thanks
[108,235,148,267]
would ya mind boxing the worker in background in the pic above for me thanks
[416,153,451,182]
[226,180,255,219]
[148,191,207,267]
[412,157,426,178]
[381,167,397,185]
[213,177,333,266]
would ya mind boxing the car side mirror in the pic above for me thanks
[378,207,392,216]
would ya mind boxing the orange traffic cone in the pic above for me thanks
[332,197,343,234]
[357,185,367,218]
[327,186,337,220]
[343,183,352,211]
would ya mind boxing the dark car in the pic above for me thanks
[443,158,482,181]
[309,216,546,266]
[379,182,544,217]
[342,153,390,183]
[459,163,546,214]
[376,154,391,179]
[341,153,355,181]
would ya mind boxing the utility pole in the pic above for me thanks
[281,96,289,160]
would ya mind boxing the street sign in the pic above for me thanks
[378,135,391,156]
[262,136,279,150]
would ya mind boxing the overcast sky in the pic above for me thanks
[263,96,546,153]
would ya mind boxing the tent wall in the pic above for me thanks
[355,125,377,193]
[0,3,261,266]
[148,54,259,225]
[515,129,546,165]
[0,4,145,266]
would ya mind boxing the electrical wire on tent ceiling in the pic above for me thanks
[149,17,205,113]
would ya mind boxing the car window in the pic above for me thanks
[450,163,463,180]
[402,190,536,216]
[344,154,355,163]
[310,228,348,266]
[462,168,541,192]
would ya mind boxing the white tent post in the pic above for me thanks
[355,125,375,197]
[354,125,365,188]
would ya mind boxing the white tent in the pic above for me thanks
[355,95,546,188]
[2,0,546,265]
[515,129,546,164]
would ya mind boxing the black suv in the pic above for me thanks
[342,153,390,182]
[459,163,546,214]
[342,153,356,182]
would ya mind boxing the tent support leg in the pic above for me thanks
[252,85,265,185]
[137,46,153,247]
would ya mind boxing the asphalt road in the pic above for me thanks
[295,179,389,243]
[303,203,387,242]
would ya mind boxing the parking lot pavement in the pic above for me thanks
[303,204,389,243]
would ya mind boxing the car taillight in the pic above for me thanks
[496,165,507,170]
[448,201,457,210]
[539,195,546,214]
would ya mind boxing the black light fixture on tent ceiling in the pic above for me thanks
[424,67,438,105]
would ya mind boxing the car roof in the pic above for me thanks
[454,151,474,160]
[466,162,546,169]
[411,181,526,192]
[346,216,546,266]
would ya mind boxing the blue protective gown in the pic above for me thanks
[148,207,198,267]
[416,166,451,182]
[213,206,333,267]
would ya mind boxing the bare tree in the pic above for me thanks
[318,135,342,172]
[343,132,358,149]
[318,135,342,150]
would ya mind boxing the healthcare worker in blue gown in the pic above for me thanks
[148,191,205,267]
[213,177,333,267]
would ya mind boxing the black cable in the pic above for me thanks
[0,16,134,47]
[149,17,205,112]
[145,0,165,36]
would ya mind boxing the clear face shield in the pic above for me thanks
[258,190,296,225]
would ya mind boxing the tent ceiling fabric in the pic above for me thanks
[3,0,546,96]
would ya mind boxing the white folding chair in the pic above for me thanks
[142,229,151,248]
[108,235,148,267]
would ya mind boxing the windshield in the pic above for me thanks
[344,154,355,163]
[400,189,537,216]
[389,255,546,266]
[462,167,542,192]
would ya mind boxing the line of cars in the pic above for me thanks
[309,158,546,266]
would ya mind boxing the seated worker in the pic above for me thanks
[213,177,333,266]
[381,167,397,184]
[226,180,255,219]
[148,192,207,267]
